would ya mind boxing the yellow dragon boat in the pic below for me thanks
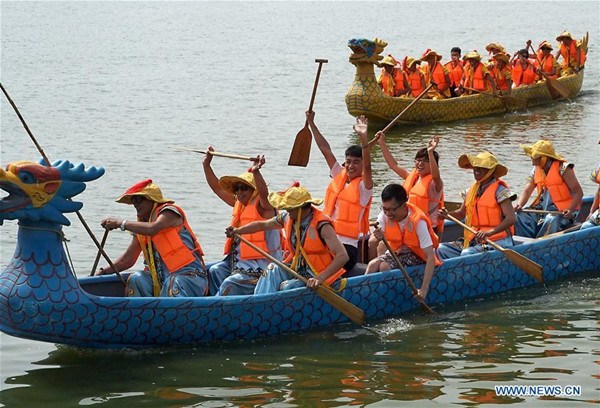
[345,37,587,125]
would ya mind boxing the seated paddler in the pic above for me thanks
[514,140,583,238]
[365,184,441,303]
[226,184,349,294]
[202,148,282,296]
[95,179,208,297]
[437,151,517,259]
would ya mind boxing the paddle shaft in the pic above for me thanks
[381,83,434,133]
[176,147,258,162]
[444,213,506,251]
[234,233,365,325]
[90,229,110,276]
[521,208,563,215]
[307,59,328,114]
[0,82,126,286]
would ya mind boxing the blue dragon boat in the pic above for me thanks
[1,160,599,349]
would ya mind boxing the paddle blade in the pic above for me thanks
[546,77,570,100]
[288,126,312,167]
[314,285,365,325]
[502,95,528,109]
[502,248,543,282]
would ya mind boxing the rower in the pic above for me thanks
[377,55,409,97]
[458,51,497,96]
[534,41,559,79]
[420,49,451,99]
[437,151,517,259]
[514,140,584,238]
[444,47,464,97]
[511,49,537,88]
[403,56,426,98]
[555,31,586,76]
[489,52,513,95]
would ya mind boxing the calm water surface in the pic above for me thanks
[1,2,599,407]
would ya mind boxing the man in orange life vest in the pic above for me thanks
[514,140,583,238]
[377,55,409,97]
[227,184,349,293]
[534,41,559,79]
[307,111,373,272]
[202,149,282,295]
[420,49,451,99]
[458,51,497,96]
[96,179,208,297]
[444,47,464,97]
[555,31,586,75]
[511,49,537,88]
[581,163,600,230]
[489,52,512,95]
[437,152,517,259]
[369,132,444,259]
[403,56,426,98]
[365,184,441,303]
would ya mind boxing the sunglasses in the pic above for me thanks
[234,184,252,192]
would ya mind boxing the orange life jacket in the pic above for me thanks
[383,203,442,266]
[424,61,449,92]
[323,168,371,239]
[490,65,511,91]
[407,69,424,97]
[512,60,537,87]
[137,203,204,273]
[535,52,557,79]
[283,208,345,285]
[559,41,586,69]
[223,197,274,259]
[378,69,406,96]
[444,60,464,87]
[463,62,489,92]
[464,179,515,244]
[402,169,445,232]
[533,160,576,212]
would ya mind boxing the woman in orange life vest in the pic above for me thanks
[581,163,600,230]
[511,49,537,87]
[365,184,441,303]
[403,56,426,98]
[377,55,409,97]
[514,140,584,238]
[420,49,451,99]
[555,31,586,75]
[444,46,464,97]
[95,179,208,297]
[458,50,497,96]
[307,111,373,272]
[437,151,517,259]
[489,52,512,95]
[202,149,282,296]
[534,41,559,79]
[227,184,349,294]
[368,132,444,260]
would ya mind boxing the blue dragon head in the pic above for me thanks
[0,159,104,226]
[347,38,388,66]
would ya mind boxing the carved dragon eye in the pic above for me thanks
[18,171,36,184]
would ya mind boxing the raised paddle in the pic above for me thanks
[462,86,528,110]
[526,40,570,100]
[444,212,543,283]
[90,229,110,276]
[372,222,435,314]
[367,83,435,147]
[171,147,258,162]
[234,233,365,325]
[288,59,328,167]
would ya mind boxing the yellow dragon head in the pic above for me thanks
[347,38,388,66]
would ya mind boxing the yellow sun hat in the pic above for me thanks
[116,179,173,204]
[402,56,421,70]
[218,172,256,195]
[485,42,506,54]
[538,40,553,50]
[520,140,565,161]
[556,31,574,41]
[492,52,510,64]
[421,48,442,61]
[267,183,323,210]
[458,151,508,178]
[463,50,482,62]
[378,55,396,67]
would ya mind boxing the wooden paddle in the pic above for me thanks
[463,86,528,109]
[526,41,570,100]
[172,147,258,162]
[372,222,434,314]
[288,59,328,167]
[90,229,110,276]
[521,208,562,216]
[444,213,543,282]
[535,223,582,240]
[234,233,365,325]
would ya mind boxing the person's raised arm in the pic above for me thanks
[306,223,349,288]
[562,166,584,219]
[94,236,141,275]
[249,155,276,218]
[376,131,411,179]
[306,111,337,170]
[354,115,373,190]
[202,146,236,207]
[427,136,443,193]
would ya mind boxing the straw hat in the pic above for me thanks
[458,151,508,178]
[556,31,574,41]
[403,56,420,70]
[378,55,396,67]
[520,140,565,161]
[218,172,256,195]
[116,179,173,204]
[492,52,510,64]
[538,40,553,50]
[463,50,482,62]
[267,184,323,210]
[421,48,442,61]
[485,42,506,54]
